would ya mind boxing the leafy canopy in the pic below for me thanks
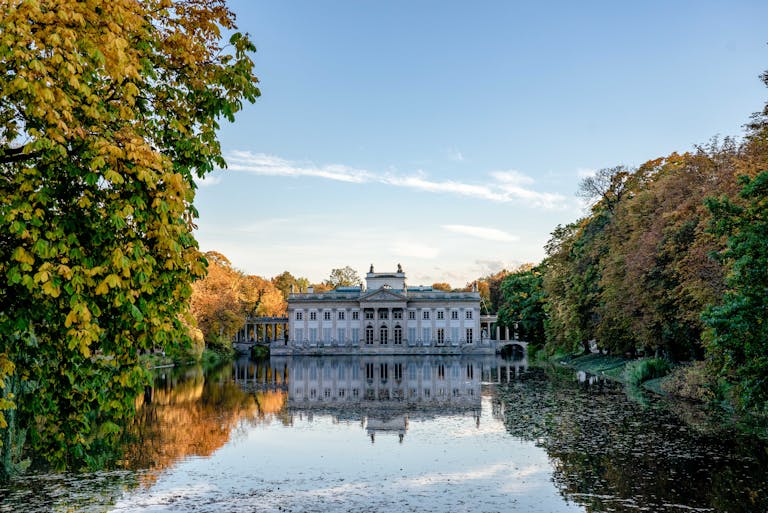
[0,0,259,473]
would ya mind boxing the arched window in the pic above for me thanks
[380,326,388,345]
[365,325,374,344]
[394,325,403,345]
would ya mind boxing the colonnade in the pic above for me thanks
[232,358,288,389]
[235,316,289,343]
[479,315,519,341]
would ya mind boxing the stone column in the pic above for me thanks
[332,309,338,345]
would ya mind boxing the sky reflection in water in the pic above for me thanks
[112,355,578,513]
[3,354,767,513]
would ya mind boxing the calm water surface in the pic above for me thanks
[1,355,767,513]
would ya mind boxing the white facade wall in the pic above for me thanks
[287,269,481,352]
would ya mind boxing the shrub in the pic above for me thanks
[623,358,672,386]
[661,361,716,402]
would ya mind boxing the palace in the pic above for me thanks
[272,264,497,355]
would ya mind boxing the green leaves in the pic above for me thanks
[0,0,258,475]
[703,172,768,412]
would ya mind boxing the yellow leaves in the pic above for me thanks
[12,246,34,266]
[42,280,61,298]
[103,168,124,185]
[95,274,122,295]
[33,265,51,284]
[64,302,93,328]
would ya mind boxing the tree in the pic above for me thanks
[0,0,259,476]
[271,271,310,299]
[704,172,768,412]
[324,266,362,289]
[431,282,452,292]
[497,266,546,345]
[190,251,244,348]
[577,166,631,214]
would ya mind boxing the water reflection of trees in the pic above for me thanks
[494,368,768,513]
[121,362,287,484]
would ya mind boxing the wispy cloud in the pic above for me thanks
[227,151,374,183]
[442,224,519,242]
[225,151,565,209]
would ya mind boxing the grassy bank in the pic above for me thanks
[552,352,674,389]
[553,352,631,381]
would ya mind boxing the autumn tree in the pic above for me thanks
[432,282,452,292]
[324,266,362,289]
[190,252,286,348]
[190,252,244,350]
[0,0,259,477]
[241,275,285,317]
[271,271,310,300]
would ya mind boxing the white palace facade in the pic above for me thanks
[272,265,497,355]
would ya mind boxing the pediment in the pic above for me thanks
[360,288,407,302]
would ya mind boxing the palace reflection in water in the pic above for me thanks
[231,354,528,442]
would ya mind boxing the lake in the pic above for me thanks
[1,354,766,512]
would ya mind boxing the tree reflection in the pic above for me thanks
[121,362,287,484]
[494,368,768,512]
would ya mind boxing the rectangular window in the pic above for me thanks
[423,311,430,320]
[394,363,403,381]
[408,311,416,320]
[351,327,359,342]
[379,310,388,320]
[323,327,332,342]
[324,311,331,320]
[393,310,403,319]
[309,328,317,342]
[366,363,374,380]
[365,310,374,320]
[296,311,303,320]
[451,327,459,342]
[310,311,317,321]
[295,328,304,341]
[338,311,345,320]
[437,328,445,344]
[466,328,473,343]
[352,311,359,320]
[437,311,444,320]
[422,327,431,342]
[451,310,458,320]
[408,327,416,343]
[337,328,345,343]
[465,310,473,319]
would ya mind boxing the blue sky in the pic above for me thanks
[195,0,768,287]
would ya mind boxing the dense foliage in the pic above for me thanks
[493,70,768,413]
[190,251,286,350]
[0,0,259,477]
